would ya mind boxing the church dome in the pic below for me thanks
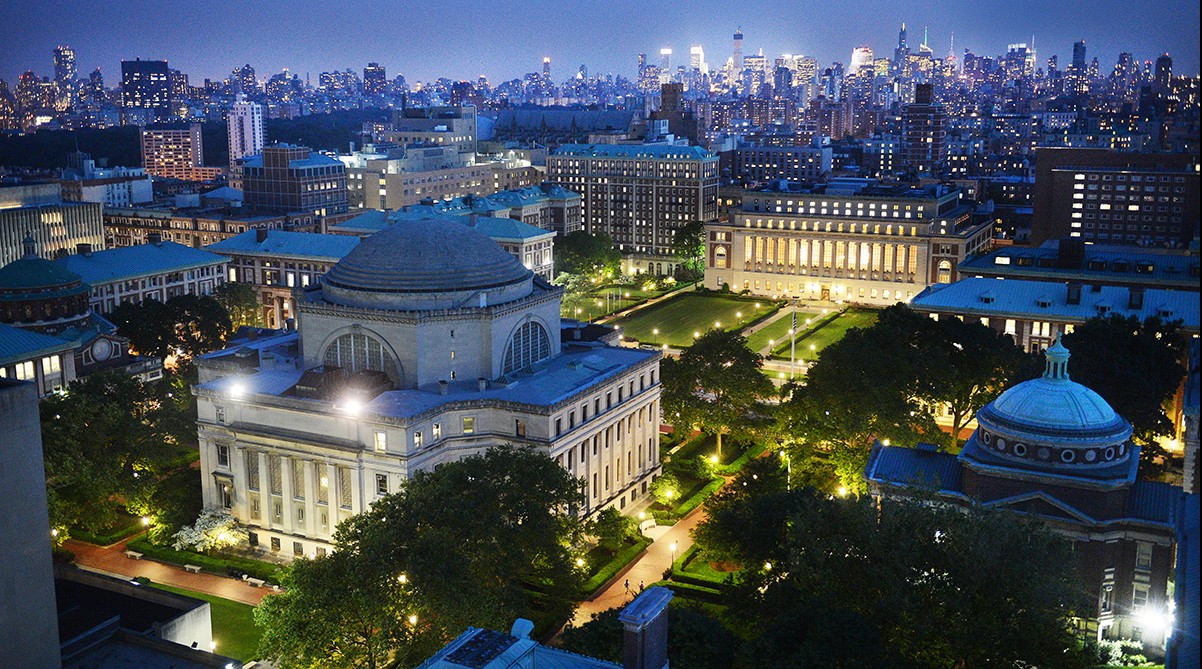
[320,217,532,311]
[967,336,1133,472]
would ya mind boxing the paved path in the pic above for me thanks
[66,535,269,606]
[568,498,713,629]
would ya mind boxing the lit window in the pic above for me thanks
[374,431,387,452]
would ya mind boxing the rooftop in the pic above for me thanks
[205,230,360,261]
[959,239,1200,289]
[553,143,714,161]
[56,242,229,286]
[0,322,75,365]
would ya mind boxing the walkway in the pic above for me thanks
[568,499,712,628]
[66,535,269,606]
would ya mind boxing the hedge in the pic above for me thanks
[72,515,146,547]
[656,579,725,605]
[127,538,284,584]
[715,443,769,476]
[651,477,724,524]
[583,537,651,596]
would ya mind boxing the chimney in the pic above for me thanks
[1128,286,1145,311]
[1066,282,1082,306]
[439,380,448,395]
[146,232,162,246]
[284,318,295,331]
[76,243,93,257]
[477,377,488,392]
[255,228,268,243]
[619,586,673,669]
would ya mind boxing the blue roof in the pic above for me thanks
[0,322,74,365]
[959,241,1200,288]
[464,217,553,241]
[332,209,390,233]
[911,278,1200,331]
[205,230,359,261]
[56,242,228,286]
[1125,480,1183,525]
[239,153,343,169]
[864,443,963,493]
[552,143,715,160]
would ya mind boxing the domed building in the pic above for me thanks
[866,336,1183,651]
[195,218,663,559]
[0,236,153,395]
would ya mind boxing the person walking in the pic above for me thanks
[624,578,630,595]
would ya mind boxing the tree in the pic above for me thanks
[587,507,638,554]
[671,220,706,281]
[649,472,681,506]
[213,281,263,329]
[130,468,203,545]
[1064,315,1187,446]
[256,549,429,669]
[109,294,233,361]
[552,271,593,318]
[560,605,738,669]
[337,446,585,637]
[694,487,1089,668]
[662,329,773,455]
[555,231,622,278]
[172,508,248,553]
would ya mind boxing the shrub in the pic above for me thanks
[127,537,282,583]
[588,508,639,554]
[172,508,248,553]
[650,473,681,507]
[583,538,650,595]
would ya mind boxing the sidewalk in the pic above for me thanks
[66,535,269,606]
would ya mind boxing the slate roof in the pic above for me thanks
[205,230,359,261]
[553,143,715,160]
[863,443,963,493]
[56,242,228,286]
[1126,480,1184,526]
[0,322,75,365]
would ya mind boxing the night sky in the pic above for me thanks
[1,0,1197,85]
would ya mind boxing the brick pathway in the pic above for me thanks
[66,535,269,606]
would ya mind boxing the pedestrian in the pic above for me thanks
[638,580,644,593]
[624,578,630,595]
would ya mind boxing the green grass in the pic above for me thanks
[562,281,685,320]
[771,308,879,361]
[616,293,779,348]
[743,310,820,354]
[72,512,145,546]
[147,582,261,662]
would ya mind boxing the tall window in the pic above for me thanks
[502,322,551,375]
[323,332,397,381]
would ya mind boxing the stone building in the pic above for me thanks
[194,218,661,559]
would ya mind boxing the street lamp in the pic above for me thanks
[670,541,678,564]
[779,450,791,491]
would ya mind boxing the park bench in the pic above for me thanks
[246,577,266,588]
[184,564,202,574]
[123,550,143,560]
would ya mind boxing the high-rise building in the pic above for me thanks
[228,96,265,165]
[363,62,387,97]
[546,144,718,268]
[0,183,104,267]
[733,28,744,72]
[141,123,223,181]
[659,48,672,74]
[120,58,171,120]
[542,57,551,83]
[849,46,874,74]
[1069,40,1088,94]
[690,45,706,75]
[240,144,348,218]
[901,83,947,176]
[232,64,257,96]
[1154,54,1173,94]
[53,45,76,85]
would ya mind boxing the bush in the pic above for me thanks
[52,545,76,565]
[675,478,724,518]
[715,443,768,476]
[172,508,248,553]
[583,538,651,595]
[71,513,145,546]
[127,537,283,583]
[657,579,725,605]
[588,508,639,554]
[650,473,681,507]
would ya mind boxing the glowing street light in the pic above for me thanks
[837,486,849,497]
[709,454,718,464]
[576,557,586,568]
[670,541,678,563]
[408,614,419,626]
[141,516,151,526]
[764,561,773,571]
[652,328,659,335]
[397,573,408,584]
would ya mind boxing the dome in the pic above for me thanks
[966,336,1133,473]
[0,237,85,293]
[321,218,532,310]
[0,237,91,333]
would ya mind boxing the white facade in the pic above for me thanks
[227,98,265,164]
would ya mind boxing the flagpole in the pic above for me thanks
[790,302,797,380]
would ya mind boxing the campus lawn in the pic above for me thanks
[616,293,778,348]
[743,310,820,354]
[147,582,260,662]
[772,308,879,361]
[561,281,685,320]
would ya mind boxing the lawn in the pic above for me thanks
[562,281,684,320]
[147,582,261,662]
[771,308,879,361]
[616,293,779,348]
[743,310,820,354]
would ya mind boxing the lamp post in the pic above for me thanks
[779,449,791,491]
[670,541,678,565]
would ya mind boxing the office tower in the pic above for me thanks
[578,64,588,79]
[850,46,873,74]
[733,28,744,72]
[542,56,551,82]
[637,52,647,73]
[52,46,76,110]
[901,83,947,176]
[0,184,104,267]
[690,45,706,74]
[1154,54,1173,93]
[140,123,223,181]
[547,144,718,260]
[241,145,348,217]
[363,62,387,97]
[120,58,171,119]
[228,96,264,164]
[659,48,671,73]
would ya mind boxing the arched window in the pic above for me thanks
[503,321,551,375]
[324,332,397,380]
[937,260,952,284]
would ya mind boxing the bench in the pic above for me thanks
[123,550,143,560]
[184,564,202,574]
[638,519,657,534]
[246,577,266,588]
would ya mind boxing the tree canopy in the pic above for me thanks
[554,231,622,278]
[109,294,232,361]
[661,328,774,454]
[213,281,263,329]
[255,446,587,668]
[671,220,706,281]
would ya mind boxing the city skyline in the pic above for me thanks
[1,0,1198,86]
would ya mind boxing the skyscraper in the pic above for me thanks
[121,58,171,120]
[542,57,551,82]
[1070,40,1088,94]
[850,46,874,74]
[363,62,387,97]
[227,95,264,165]
[690,45,706,75]
[232,64,257,97]
[733,28,744,72]
[53,46,76,86]
[659,48,671,72]
[1154,54,1173,93]
[901,83,946,176]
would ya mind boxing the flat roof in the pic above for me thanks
[205,230,359,261]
